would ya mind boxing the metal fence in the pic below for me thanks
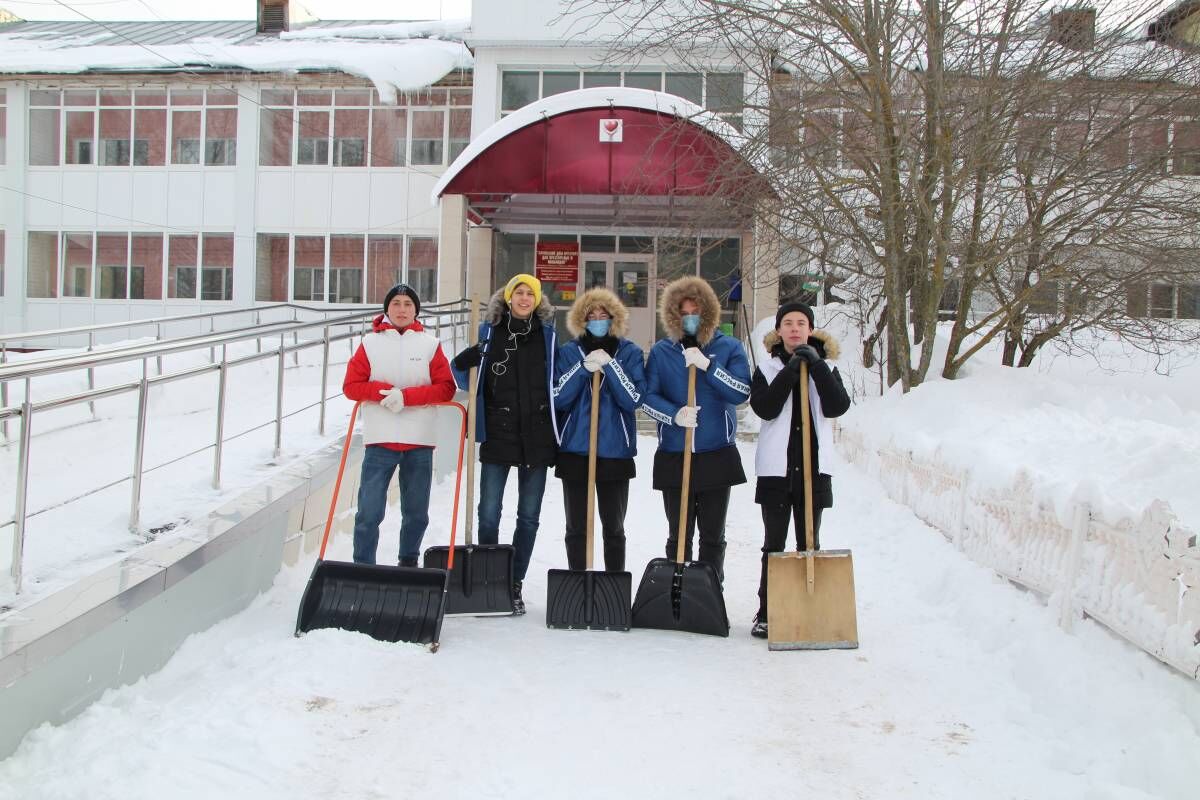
[0,300,473,594]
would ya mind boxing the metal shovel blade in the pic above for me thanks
[422,544,516,615]
[767,549,858,650]
[631,558,729,637]
[295,560,448,646]
[545,569,632,631]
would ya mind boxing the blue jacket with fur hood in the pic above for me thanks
[553,287,647,461]
[642,276,752,454]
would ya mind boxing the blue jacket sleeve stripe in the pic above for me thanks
[607,360,641,404]
[554,359,583,398]
[642,402,674,425]
[712,365,750,397]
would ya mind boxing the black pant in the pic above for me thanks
[757,496,823,616]
[661,486,731,582]
[562,479,629,571]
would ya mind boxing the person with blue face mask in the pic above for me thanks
[552,288,647,571]
[641,276,751,583]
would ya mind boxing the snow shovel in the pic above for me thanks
[767,361,858,650]
[296,400,466,652]
[422,294,517,615]
[546,370,633,630]
[631,365,730,637]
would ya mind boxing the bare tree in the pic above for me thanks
[567,0,1200,390]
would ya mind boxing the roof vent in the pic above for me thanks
[1049,7,1097,51]
[258,0,289,35]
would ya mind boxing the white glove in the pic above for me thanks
[674,405,700,428]
[379,387,405,413]
[583,350,612,373]
[682,347,711,371]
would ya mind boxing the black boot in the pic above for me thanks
[751,611,768,639]
[511,581,526,615]
[398,556,419,568]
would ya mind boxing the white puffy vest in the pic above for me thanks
[359,328,443,447]
[754,356,835,477]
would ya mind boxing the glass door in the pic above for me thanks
[613,258,654,349]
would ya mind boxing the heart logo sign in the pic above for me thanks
[599,118,623,143]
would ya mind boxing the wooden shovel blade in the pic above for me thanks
[766,549,858,650]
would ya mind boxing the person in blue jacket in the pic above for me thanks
[451,274,559,614]
[552,287,647,572]
[641,276,751,582]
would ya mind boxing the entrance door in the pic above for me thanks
[581,254,655,349]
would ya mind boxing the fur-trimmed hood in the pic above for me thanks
[485,287,556,325]
[762,327,841,360]
[566,287,629,338]
[658,276,722,343]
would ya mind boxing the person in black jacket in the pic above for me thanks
[749,302,851,638]
[451,274,559,614]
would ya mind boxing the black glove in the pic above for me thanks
[452,344,482,370]
[787,345,820,370]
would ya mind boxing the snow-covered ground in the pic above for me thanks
[1,440,1197,800]
[1,315,1199,798]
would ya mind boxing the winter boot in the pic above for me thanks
[751,612,768,639]
[511,581,526,615]
[398,556,419,568]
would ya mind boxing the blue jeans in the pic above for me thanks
[352,445,433,565]
[477,462,548,581]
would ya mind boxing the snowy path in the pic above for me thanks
[1,440,1197,800]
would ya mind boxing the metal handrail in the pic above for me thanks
[1,298,477,595]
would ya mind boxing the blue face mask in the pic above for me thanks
[682,314,701,336]
[586,319,611,337]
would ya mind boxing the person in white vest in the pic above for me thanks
[749,302,851,638]
[342,283,456,566]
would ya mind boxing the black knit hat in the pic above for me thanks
[383,283,420,316]
[775,301,814,330]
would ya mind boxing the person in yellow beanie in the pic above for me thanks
[451,273,558,614]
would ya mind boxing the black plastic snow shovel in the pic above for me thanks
[546,370,633,630]
[422,294,517,615]
[631,365,730,637]
[296,400,465,651]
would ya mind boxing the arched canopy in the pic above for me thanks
[432,87,771,228]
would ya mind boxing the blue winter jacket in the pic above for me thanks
[641,332,752,453]
[553,338,647,460]
[452,319,560,445]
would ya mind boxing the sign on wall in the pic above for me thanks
[535,241,580,283]
[599,118,623,143]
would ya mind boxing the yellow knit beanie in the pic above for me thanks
[503,273,543,309]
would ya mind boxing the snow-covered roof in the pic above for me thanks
[0,18,474,103]
[431,86,756,202]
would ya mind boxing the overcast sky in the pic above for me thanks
[0,0,472,21]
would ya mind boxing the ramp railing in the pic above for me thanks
[0,299,475,595]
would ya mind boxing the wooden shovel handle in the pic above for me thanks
[586,370,601,571]
[676,365,697,564]
[464,294,480,546]
[800,361,815,593]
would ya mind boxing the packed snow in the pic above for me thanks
[0,315,1198,799]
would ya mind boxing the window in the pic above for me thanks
[448,109,470,163]
[99,108,132,165]
[410,110,444,166]
[329,235,364,303]
[130,233,163,299]
[62,233,93,297]
[259,103,294,166]
[0,88,6,165]
[201,233,234,301]
[96,233,129,299]
[666,73,703,105]
[1150,283,1176,318]
[367,235,404,303]
[583,72,621,89]
[1178,285,1200,319]
[1172,121,1200,176]
[205,107,237,165]
[65,109,95,165]
[624,72,661,91]
[29,108,61,166]
[293,235,326,301]
[133,108,166,165]
[1126,282,1148,317]
[172,110,202,164]
[256,233,291,301]
[542,72,580,97]
[1028,280,1059,315]
[27,232,59,298]
[168,235,198,299]
[501,72,538,113]
[334,107,368,166]
[407,237,438,304]
[371,108,406,167]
